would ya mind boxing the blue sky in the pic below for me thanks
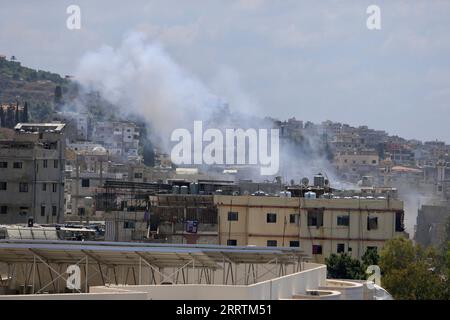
[1,0,449,142]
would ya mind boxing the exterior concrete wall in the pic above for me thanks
[0,128,65,224]
[415,203,450,247]
[89,263,329,300]
[215,195,406,262]
[320,279,365,300]
[0,291,148,300]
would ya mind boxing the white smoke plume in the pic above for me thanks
[73,31,343,183]
[74,32,220,149]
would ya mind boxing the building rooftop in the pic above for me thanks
[14,123,66,133]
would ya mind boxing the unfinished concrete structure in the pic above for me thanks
[148,194,218,244]
[415,201,450,247]
[0,123,66,224]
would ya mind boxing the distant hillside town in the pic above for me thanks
[0,55,449,271]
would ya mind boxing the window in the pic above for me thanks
[43,160,48,168]
[307,209,324,227]
[52,183,57,192]
[13,162,22,169]
[290,214,299,224]
[395,211,405,232]
[312,245,322,255]
[227,239,237,246]
[19,183,28,192]
[78,207,85,216]
[19,207,28,216]
[54,160,58,168]
[267,240,277,247]
[42,183,46,191]
[134,173,143,179]
[266,213,277,223]
[227,211,238,221]
[290,240,300,247]
[337,243,345,253]
[52,206,57,216]
[81,179,90,188]
[0,206,7,214]
[372,160,377,164]
[337,215,350,226]
[0,162,7,168]
[124,221,136,229]
[0,182,6,190]
[40,205,46,217]
[367,216,378,230]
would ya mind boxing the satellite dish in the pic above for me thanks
[301,177,309,186]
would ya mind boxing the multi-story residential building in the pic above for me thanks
[334,149,380,181]
[92,121,140,161]
[384,143,415,166]
[215,195,407,263]
[127,188,407,262]
[0,123,66,224]
[331,132,365,151]
[53,111,89,142]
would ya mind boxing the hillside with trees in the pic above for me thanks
[0,55,70,122]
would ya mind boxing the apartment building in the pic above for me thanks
[215,195,407,262]
[92,121,140,161]
[53,111,89,142]
[0,123,66,224]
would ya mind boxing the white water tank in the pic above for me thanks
[305,191,317,199]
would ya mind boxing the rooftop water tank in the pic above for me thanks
[305,191,317,199]
[314,174,325,187]
[190,183,199,194]
[180,186,189,194]
[279,191,292,198]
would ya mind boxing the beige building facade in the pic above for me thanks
[215,195,407,262]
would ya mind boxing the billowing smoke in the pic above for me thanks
[74,32,221,150]
[72,31,341,183]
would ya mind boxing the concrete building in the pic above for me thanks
[0,123,66,224]
[334,149,379,176]
[415,202,450,247]
[53,111,89,142]
[215,195,407,262]
[92,121,140,161]
[147,194,218,244]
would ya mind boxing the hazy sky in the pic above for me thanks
[1,0,449,142]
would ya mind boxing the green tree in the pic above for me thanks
[5,106,15,128]
[325,253,365,280]
[54,85,63,110]
[362,247,380,269]
[21,102,29,123]
[14,103,20,125]
[0,107,4,127]
[379,238,448,300]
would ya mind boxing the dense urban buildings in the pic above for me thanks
[0,123,66,224]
